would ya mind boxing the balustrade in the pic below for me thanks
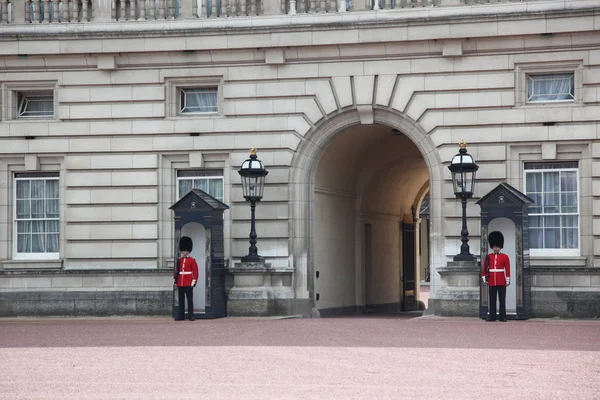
[25,0,92,23]
[0,0,549,24]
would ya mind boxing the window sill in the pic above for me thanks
[168,113,223,120]
[1,259,64,271]
[529,256,586,268]
[516,101,582,109]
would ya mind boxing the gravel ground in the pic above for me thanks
[1,315,599,399]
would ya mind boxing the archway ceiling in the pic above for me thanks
[315,124,429,217]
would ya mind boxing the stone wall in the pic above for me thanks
[0,270,173,317]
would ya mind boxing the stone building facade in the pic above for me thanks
[1,0,600,318]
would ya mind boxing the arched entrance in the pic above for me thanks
[289,109,444,317]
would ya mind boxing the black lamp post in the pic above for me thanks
[448,141,479,262]
[238,147,269,263]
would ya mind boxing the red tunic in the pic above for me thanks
[175,256,199,287]
[482,252,510,286]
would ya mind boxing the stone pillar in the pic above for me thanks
[178,0,195,18]
[427,259,480,317]
[227,261,297,317]
[93,0,112,22]
[261,0,281,14]
[12,0,26,23]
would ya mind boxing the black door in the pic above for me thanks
[401,222,417,311]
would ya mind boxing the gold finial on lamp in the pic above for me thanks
[459,140,467,149]
[250,147,257,156]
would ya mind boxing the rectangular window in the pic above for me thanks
[527,73,575,103]
[16,90,54,118]
[176,170,224,201]
[524,162,579,256]
[179,87,218,114]
[14,173,60,260]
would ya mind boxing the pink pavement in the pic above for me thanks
[1,316,599,399]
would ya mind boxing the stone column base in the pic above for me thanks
[429,260,481,317]
[227,261,305,317]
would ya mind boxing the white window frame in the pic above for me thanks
[16,90,55,119]
[176,170,224,202]
[179,87,219,115]
[523,163,580,257]
[13,173,60,261]
[514,62,583,107]
[165,78,224,118]
[526,73,575,104]
[1,82,58,121]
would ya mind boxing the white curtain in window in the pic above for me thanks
[16,179,59,254]
[527,170,578,250]
[182,89,218,113]
[26,99,54,115]
[528,74,574,102]
[179,180,193,198]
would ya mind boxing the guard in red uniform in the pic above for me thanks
[482,231,511,322]
[174,236,199,321]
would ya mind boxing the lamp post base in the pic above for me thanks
[241,255,264,263]
[453,253,476,262]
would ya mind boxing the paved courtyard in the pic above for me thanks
[1,315,600,399]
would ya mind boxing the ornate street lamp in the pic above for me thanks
[238,147,269,263]
[448,141,479,262]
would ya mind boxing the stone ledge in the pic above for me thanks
[529,256,587,268]
[0,268,173,276]
[528,266,600,274]
[1,259,64,271]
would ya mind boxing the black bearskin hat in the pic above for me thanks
[488,231,504,249]
[179,236,193,253]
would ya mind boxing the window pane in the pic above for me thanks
[529,228,543,248]
[46,220,60,233]
[528,73,575,102]
[543,171,559,192]
[15,177,60,254]
[16,180,30,199]
[560,171,577,192]
[544,216,560,228]
[178,179,192,199]
[528,194,542,214]
[180,88,218,113]
[194,179,209,193]
[561,215,578,228]
[18,91,54,117]
[543,193,560,214]
[31,234,45,253]
[46,179,59,199]
[562,228,578,249]
[560,193,577,213]
[17,221,31,233]
[209,179,223,200]
[16,200,30,219]
[32,221,45,233]
[526,172,542,193]
[529,216,541,228]
[30,180,45,199]
[31,200,45,218]
[544,228,560,248]
[47,234,59,253]
[17,234,31,253]
[46,200,59,218]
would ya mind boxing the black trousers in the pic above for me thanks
[177,286,194,319]
[488,285,507,321]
